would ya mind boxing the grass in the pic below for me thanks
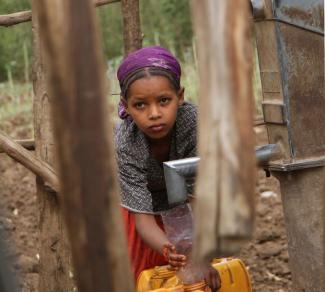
[0,82,33,138]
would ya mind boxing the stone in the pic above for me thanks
[256,242,283,259]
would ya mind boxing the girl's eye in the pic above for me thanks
[160,97,171,105]
[134,102,145,109]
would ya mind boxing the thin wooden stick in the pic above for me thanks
[0,0,120,27]
[0,139,34,153]
[96,0,120,6]
[0,11,31,27]
[0,131,59,192]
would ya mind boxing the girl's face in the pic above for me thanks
[123,75,184,141]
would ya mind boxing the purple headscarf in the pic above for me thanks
[117,46,181,119]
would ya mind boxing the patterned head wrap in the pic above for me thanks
[117,46,181,119]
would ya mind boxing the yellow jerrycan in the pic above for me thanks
[137,258,252,292]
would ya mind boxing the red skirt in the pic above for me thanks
[121,207,168,281]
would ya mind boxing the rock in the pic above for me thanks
[256,242,283,259]
[270,261,292,278]
[16,255,39,273]
[257,204,270,217]
[260,191,277,198]
[279,249,289,263]
[277,265,291,276]
[256,229,281,244]
[4,218,15,231]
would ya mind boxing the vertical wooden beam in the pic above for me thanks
[34,0,134,291]
[121,0,142,56]
[191,0,256,262]
[31,2,74,291]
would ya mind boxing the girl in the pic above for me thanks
[115,46,220,291]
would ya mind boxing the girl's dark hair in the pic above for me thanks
[120,67,181,99]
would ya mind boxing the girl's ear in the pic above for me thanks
[178,87,185,106]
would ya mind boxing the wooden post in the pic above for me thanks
[34,0,134,291]
[31,2,74,291]
[121,0,142,56]
[191,0,256,262]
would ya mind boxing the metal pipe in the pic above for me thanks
[164,144,280,205]
[255,143,281,166]
[163,157,199,205]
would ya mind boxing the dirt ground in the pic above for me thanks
[0,122,292,291]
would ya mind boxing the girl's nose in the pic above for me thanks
[149,105,162,120]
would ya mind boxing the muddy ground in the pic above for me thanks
[0,122,292,291]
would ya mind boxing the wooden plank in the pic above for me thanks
[121,0,142,56]
[33,0,133,291]
[191,0,256,262]
[0,0,120,27]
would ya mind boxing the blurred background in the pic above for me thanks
[0,0,262,138]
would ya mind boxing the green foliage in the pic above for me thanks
[0,0,30,13]
[97,0,193,61]
[139,0,193,59]
[0,0,32,82]
[0,0,193,81]
[97,3,124,59]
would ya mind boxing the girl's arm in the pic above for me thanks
[135,213,186,269]
[135,213,168,253]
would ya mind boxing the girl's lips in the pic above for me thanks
[149,124,166,132]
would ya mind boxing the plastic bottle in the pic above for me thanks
[161,204,193,256]
[161,204,204,285]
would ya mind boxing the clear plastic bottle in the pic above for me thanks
[161,204,194,256]
[161,204,204,285]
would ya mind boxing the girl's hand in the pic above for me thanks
[162,243,186,270]
[204,266,221,292]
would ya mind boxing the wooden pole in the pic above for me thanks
[0,0,120,27]
[34,0,134,291]
[121,0,142,56]
[31,2,74,291]
[191,0,256,262]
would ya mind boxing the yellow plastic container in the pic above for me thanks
[137,258,252,292]
[211,258,252,292]
[183,281,210,292]
[137,265,182,291]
